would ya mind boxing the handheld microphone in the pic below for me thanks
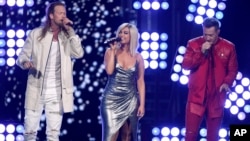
[104,37,121,44]
[204,49,209,57]
[61,19,73,26]
[66,22,73,26]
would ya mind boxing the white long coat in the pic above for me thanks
[17,27,84,113]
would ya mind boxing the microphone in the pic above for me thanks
[66,22,73,26]
[61,19,73,26]
[204,49,209,57]
[104,37,121,44]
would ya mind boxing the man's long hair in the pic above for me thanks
[38,1,68,41]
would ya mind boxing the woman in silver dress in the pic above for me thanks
[100,23,146,141]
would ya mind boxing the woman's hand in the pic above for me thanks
[137,105,145,120]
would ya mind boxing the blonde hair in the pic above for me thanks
[116,23,139,56]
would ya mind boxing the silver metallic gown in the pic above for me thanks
[101,60,139,141]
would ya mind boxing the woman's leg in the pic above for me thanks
[120,120,132,141]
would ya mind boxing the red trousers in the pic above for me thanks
[185,102,223,141]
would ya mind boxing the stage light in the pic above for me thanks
[151,1,160,10]
[142,1,151,10]
[179,75,188,85]
[180,128,185,136]
[237,112,246,121]
[230,105,239,115]
[141,41,150,50]
[206,9,215,17]
[215,11,223,20]
[133,1,169,10]
[186,14,194,22]
[173,64,181,73]
[160,42,168,50]
[151,32,159,41]
[0,124,5,133]
[16,39,25,48]
[141,32,150,40]
[133,1,141,10]
[194,15,203,24]
[144,60,149,68]
[0,0,6,6]
[229,92,238,101]
[199,0,208,6]
[236,72,243,80]
[150,32,159,41]
[182,69,190,75]
[159,52,167,60]
[0,30,5,37]
[7,39,15,48]
[241,77,250,86]
[219,128,227,138]
[139,32,168,69]
[0,134,5,141]
[170,137,179,141]
[234,85,244,94]
[16,134,24,141]
[26,0,34,7]
[161,127,170,136]
[152,137,160,141]
[6,134,15,141]
[161,2,169,10]
[170,127,180,136]
[0,58,5,66]
[7,30,15,38]
[0,49,5,56]
[160,33,168,41]
[152,127,160,136]
[188,4,196,12]
[150,42,159,50]
[186,0,227,23]
[236,98,245,108]
[171,73,179,82]
[218,2,226,10]
[0,39,5,47]
[175,55,183,64]
[7,48,15,57]
[141,51,150,59]
[242,91,250,100]
[149,51,158,60]
[159,61,167,69]
[7,58,15,67]
[224,99,232,109]
[16,0,25,7]
[15,125,23,134]
[7,0,15,6]
[208,0,217,8]
[244,105,250,113]
[16,48,22,56]
[149,60,158,69]
[197,6,206,15]
[161,137,170,141]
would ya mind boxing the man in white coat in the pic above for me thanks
[16,1,84,141]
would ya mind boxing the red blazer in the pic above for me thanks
[182,36,238,117]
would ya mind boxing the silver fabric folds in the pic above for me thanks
[101,62,139,141]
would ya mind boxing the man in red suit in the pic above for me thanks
[182,17,238,141]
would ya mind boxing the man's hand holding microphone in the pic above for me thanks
[201,41,212,56]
